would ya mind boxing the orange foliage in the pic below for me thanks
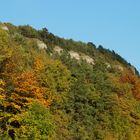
[13,69,51,107]
[33,57,44,73]
[120,73,140,100]
[2,57,52,110]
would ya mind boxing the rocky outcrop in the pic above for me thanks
[36,39,47,49]
[69,51,94,64]
[69,51,81,60]
[0,25,9,31]
[54,46,63,54]
[52,45,95,65]
[105,63,111,69]
[81,54,95,65]
[115,65,124,71]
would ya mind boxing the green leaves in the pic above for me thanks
[16,103,55,139]
[0,23,140,140]
[0,29,12,62]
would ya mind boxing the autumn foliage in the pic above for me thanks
[1,23,140,139]
[120,73,140,100]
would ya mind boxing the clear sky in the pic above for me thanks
[0,0,140,71]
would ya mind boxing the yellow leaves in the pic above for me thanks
[1,54,53,113]
[0,95,5,100]
[0,88,4,93]
[0,79,5,86]
[0,79,5,100]
[10,102,21,110]
[0,79,5,92]
[33,58,44,73]
[0,29,12,62]
[10,92,29,108]
[13,70,50,107]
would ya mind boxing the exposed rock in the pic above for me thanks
[69,51,95,65]
[81,54,95,65]
[69,51,80,60]
[115,65,124,71]
[54,46,63,54]
[105,63,111,69]
[50,53,53,56]
[0,25,9,31]
[36,39,47,49]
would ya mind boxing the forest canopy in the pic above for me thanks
[0,23,140,140]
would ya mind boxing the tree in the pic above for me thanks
[0,29,12,63]
[18,25,39,38]
[15,103,55,139]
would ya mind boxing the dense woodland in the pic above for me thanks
[0,23,140,140]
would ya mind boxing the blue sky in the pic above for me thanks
[0,0,140,71]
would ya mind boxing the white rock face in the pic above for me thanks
[53,46,95,65]
[115,65,124,71]
[54,46,63,54]
[69,51,80,60]
[37,40,47,49]
[81,54,95,65]
[0,25,9,31]
[69,51,94,64]
[105,63,111,69]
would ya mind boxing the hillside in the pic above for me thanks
[0,23,140,140]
